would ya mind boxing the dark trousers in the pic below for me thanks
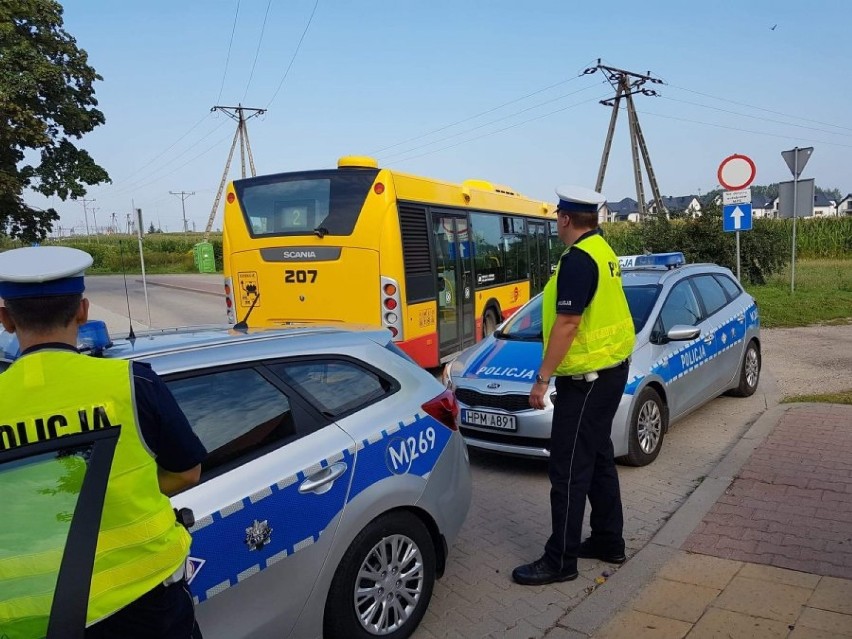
[544,361,629,573]
[85,579,202,639]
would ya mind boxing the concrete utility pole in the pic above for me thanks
[77,197,95,238]
[583,60,665,220]
[169,190,196,233]
[205,104,266,240]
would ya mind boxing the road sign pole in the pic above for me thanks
[791,149,798,293]
[736,231,741,282]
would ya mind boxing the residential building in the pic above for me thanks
[836,194,852,216]
[649,195,701,217]
[813,192,837,217]
[602,197,640,222]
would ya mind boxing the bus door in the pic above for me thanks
[432,213,475,360]
[527,221,549,295]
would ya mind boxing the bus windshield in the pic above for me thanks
[233,169,379,237]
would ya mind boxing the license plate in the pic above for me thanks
[460,409,517,432]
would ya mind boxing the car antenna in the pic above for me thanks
[118,238,136,341]
[233,291,261,331]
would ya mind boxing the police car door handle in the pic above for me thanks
[299,462,348,495]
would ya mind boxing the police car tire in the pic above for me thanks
[483,308,499,339]
[728,340,761,398]
[323,510,436,639]
[620,386,666,467]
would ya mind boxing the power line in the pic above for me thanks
[380,81,604,163]
[659,95,852,139]
[96,113,211,191]
[370,73,588,156]
[392,93,609,165]
[242,0,274,102]
[170,190,196,233]
[104,119,231,197]
[665,83,852,133]
[217,0,242,103]
[266,0,320,109]
[633,107,852,149]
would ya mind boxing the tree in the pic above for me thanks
[0,0,110,242]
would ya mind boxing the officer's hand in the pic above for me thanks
[529,382,548,410]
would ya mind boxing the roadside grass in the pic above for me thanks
[745,259,852,328]
[782,389,852,405]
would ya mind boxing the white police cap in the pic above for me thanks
[0,246,93,300]
[555,185,607,214]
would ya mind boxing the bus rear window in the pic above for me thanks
[233,169,379,237]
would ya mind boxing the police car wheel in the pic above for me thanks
[324,510,436,639]
[728,340,761,397]
[620,387,666,467]
[483,308,499,339]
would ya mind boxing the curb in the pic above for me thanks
[558,372,785,636]
[134,278,222,297]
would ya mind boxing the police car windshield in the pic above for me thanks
[498,295,543,340]
[623,284,661,332]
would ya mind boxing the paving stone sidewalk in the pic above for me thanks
[594,403,852,638]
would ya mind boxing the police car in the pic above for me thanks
[0,324,471,639]
[444,253,761,466]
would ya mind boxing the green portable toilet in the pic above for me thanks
[194,242,216,273]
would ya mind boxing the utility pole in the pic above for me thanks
[90,206,100,243]
[583,60,665,220]
[76,197,95,238]
[170,190,196,233]
[205,104,266,239]
[110,212,118,235]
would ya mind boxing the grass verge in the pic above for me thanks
[745,259,852,328]
[782,389,852,405]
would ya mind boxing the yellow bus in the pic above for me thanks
[221,156,560,368]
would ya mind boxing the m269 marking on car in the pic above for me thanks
[386,426,437,475]
[187,412,451,605]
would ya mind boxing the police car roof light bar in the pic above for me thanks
[633,252,686,269]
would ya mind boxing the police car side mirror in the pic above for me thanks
[667,325,701,342]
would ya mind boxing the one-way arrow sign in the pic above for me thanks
[723,203,753,232]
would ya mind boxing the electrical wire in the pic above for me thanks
[217,0,242,103]
[370,73,588,156]
[265,0,320,109]
[104,119,231,197]
[379,81,605,163]
[632,107,852,149]
[660,95,852,139]
[393,92,610,165]
[665,83,852,133]
[242,0,274,103]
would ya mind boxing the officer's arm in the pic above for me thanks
[158,464,202,496]
[539,314,582,379]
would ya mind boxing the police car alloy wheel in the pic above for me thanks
[324,511,436,639]
[620,386,667,467]
[727,339,761,398]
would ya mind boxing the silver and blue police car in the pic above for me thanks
[444,253,761,466]
[0,323,471,639]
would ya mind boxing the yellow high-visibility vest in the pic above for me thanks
[0,350,191,628]
[542,233,635,376]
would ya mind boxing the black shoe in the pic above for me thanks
[512,557,578,585]
[578,538,626,564]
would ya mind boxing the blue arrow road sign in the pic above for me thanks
[723,203,752,232]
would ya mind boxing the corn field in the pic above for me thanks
[774,217,852,259]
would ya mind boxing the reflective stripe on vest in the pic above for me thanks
[542,233,635,376]
[0,350,191,626]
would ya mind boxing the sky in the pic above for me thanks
[29,0,852,234]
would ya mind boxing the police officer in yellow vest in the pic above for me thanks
[0,246,206,637]
[513,187,635,585]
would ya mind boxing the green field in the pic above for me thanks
[744,259,852,328]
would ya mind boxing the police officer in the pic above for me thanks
[512,187,635,585]
[0,246,207,637]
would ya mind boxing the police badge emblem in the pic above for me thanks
[244,519,273,551]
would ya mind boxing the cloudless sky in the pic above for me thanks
[33,0,852,234]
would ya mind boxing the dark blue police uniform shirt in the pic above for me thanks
[20,343,206,472]
[555,229,601,316]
